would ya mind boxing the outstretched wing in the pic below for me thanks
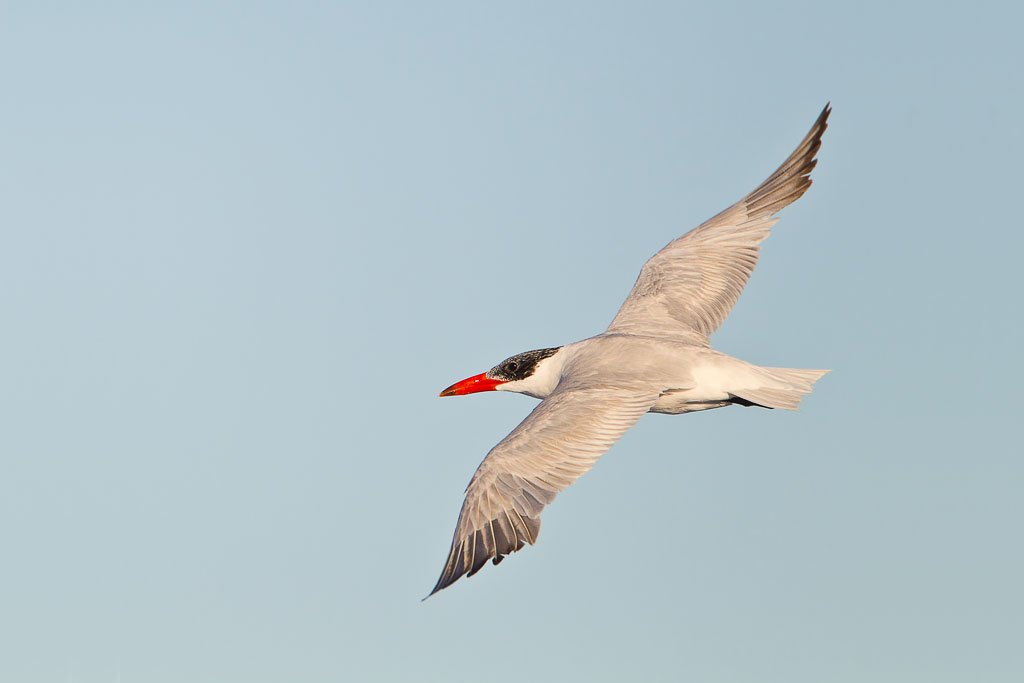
[606,104,830,343]
[429,385,657,596]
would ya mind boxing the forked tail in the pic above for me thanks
[730,367,830,411]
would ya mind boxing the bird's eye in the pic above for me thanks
[507,361,519,373]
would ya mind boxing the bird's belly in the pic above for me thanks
[566,336,756,415]
[648,357,751,414]
[649,389,730,415]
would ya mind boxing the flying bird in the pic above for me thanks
[430,104,832,596]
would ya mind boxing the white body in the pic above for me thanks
[498,335,826,414]
[430,105,832,596]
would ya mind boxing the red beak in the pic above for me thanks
[439,372,506,397]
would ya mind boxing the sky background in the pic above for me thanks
[2,2,1022,682]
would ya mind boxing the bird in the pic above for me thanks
[429,104,831,596]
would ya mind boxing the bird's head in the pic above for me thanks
[439,347,563,398]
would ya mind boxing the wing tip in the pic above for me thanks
[743,101,831,216]
[424,577,450,600]
[424,550,507,599]
[426,510,542,597]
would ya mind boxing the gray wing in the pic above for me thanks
[429,385,657,596]
[606,104,830,343]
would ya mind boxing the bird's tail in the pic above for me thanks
[730,367,830,411]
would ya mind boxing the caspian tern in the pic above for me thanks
[430,104,831,596]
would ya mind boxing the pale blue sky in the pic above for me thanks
[2,2,1022,682]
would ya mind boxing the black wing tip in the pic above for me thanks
[804,103,830,180]
[807,102,831,157]
[425,564,460,599]
[425,512,542,598]
[424,551,505,599]
[805,102,831,156]
[811,102,831,135]
[423,579,448,600]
